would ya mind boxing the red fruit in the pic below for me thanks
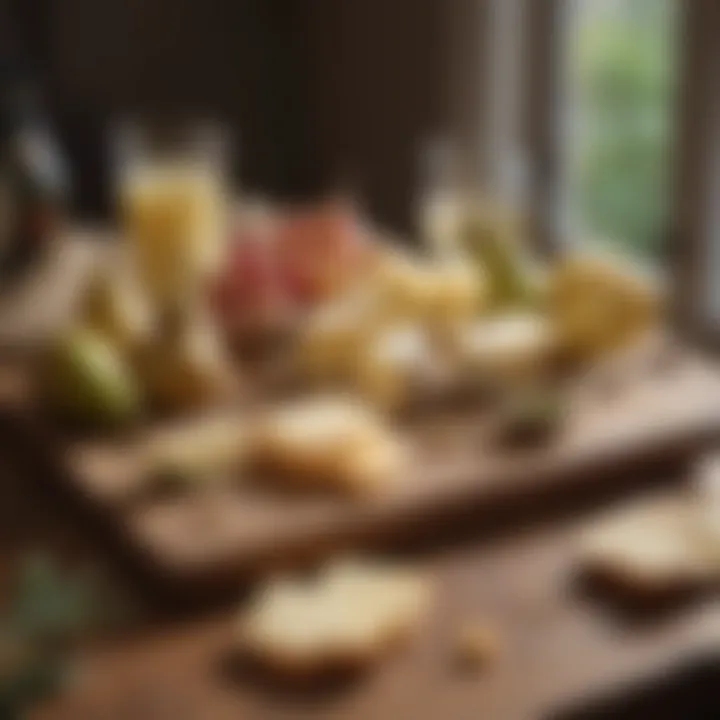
[274,199,368,304]
[212,230,285,327]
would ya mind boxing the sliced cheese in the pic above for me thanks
[548,253,661,361]
[251,395,405,496]
[457,313,556,386]
[239,558,431,675]
[579,498,717,592]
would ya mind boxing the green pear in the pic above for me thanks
[44,329,142,427]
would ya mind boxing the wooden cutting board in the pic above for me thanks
[3,337,720,593]
[2,233,720,592]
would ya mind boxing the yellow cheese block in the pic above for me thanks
[299,291,382,383]
[428,258,486,326]
[374,249,437,322]
[374,248,485,327]
[547,254,661,361]
[251,395,406,496]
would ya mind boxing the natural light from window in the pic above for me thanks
[567,0,677,259]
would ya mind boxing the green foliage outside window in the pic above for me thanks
[570,0,676,258]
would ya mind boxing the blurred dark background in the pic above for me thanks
[0,0,701,267]
[0,0,455,231]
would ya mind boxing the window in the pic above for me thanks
[566,0,678,259]
[442,0,716,337]
[515,0,719,340]
[672,0,720,339]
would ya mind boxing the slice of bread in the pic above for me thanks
[239,558,432,677]
[251,395,406,496]
[578,498,717,594]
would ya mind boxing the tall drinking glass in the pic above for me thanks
[114,121,228,312]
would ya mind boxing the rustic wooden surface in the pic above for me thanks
[4,343,720,593]
[1,236,719,718]
[30,498,720,720]
[2,432,716,720]
[3,237,720,592]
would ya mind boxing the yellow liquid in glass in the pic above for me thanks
[122,165,224,307]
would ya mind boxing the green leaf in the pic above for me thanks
[3,554,122,647]
[0,655,71,719]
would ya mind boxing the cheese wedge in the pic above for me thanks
[375,248,486,325]
[548,254,661,361]
[251,395,405,496]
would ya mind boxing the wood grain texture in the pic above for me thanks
[2,235,720,593]
[4,341,720,594]
[33,508,720,720]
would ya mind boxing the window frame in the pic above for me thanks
[523,0,571,259]
[671,0,720,346]
[520,0,720,346]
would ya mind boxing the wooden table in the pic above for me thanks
[0,416,716,719]
[30,492,720,720]
[6,236,720,594]
[0,234,718,718]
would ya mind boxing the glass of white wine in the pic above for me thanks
[114,120,229,312]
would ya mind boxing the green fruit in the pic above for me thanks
[44,329,141,427]
[460,203,535,310]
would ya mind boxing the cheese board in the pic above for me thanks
[0,182,715,594]
[3,338,720,593]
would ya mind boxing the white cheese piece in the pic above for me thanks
[579,499,718,593]
[239,558,432,676]
[458,313,556,386]
[355,324,436,411]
